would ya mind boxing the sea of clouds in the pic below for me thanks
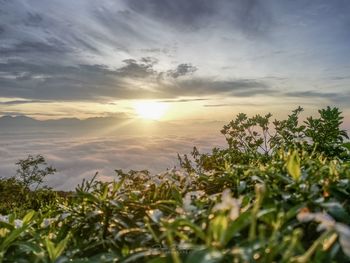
[0,128,225,190]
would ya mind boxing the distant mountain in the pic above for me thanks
[0,115,133,133]
[0,114,225,137]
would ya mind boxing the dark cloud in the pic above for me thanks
[285,90,350,104]
[159,98,208,103]
[24,12,44,26]
[204,102,260,107]
[0,59,272,100]
[285,91,339,98]
[167,64,197,78]
[0,59,158,100]
[0,99,45,105]
[117,58,156,78]
[228,0,273,37]
[140,48,172,54]
[162,79,272,97]
[126,0,216,30]
[0,40,67,56]
[125,0,272,35]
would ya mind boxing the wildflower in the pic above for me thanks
[60,212,70,220]
[183,191,205,212]
[0,215,23,228]
[297,209,350,257]
[14,219,23,228]
[297,209,335,231]
[213,189,242,220]
[147,209,163,223]
[0,215,9,223]
[41,218,55,228]
[335,223,350,257]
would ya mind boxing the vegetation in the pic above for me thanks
[0,155,57,216]
[0,106,350,262]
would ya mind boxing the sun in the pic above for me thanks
[133,101,169,120]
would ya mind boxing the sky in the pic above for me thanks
[0,0,350,189]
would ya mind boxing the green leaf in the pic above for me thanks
[172,219,206,241]
[224,211,251,245]
[146,257,169,263]
[77,191,101,204]
[209,213,229,246]
[45,233,71,262]
[0,224,29,251]
[287,150,301,181]
[14,241,43,254]
[185,249,222,263]
[22,210,36,224]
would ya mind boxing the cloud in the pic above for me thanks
[0,41,68,56]
[0,59,158,100]
[0,99,46,105]
[285,90,350,106]
[117,58,156,78]
[126,0,216,30]
[160,78,272,97]
[167,64,197,78]
[159,98,208,103]
[0,125,225,190]
[203,102,259,107]
[124,0,272,36]
[0,58,272,100]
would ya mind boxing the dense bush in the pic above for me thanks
[0,106,349,262]
[0,155,58,217]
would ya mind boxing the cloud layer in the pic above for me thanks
[0,131,225,190]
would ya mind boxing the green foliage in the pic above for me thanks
[179,106,349,173]
[305,107,349,157]
[0,155,58,216]
[0,106,349,262]
[0,177,27,214]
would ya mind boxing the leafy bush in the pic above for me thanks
[0,155,58,216]
[0,106,349,262]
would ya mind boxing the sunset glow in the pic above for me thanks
[133,101,169,120]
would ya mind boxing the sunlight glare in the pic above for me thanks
[133,101,169,120]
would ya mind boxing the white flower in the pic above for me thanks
[60,212,70,220]
[297,210,335,231]
[147,209,163,223]
[41,218,56,228]
[335,223,350,257]
[0,215,23,228]
[150,176,162,186]
[14,219,23,228]
[297,209,350,256]
[182,191,205,212]
[0,215,9,223]
[213,189,242,220]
